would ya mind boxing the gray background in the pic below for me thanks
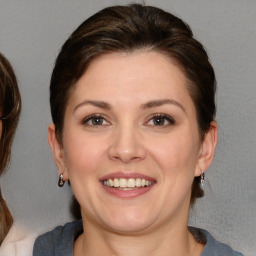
[0,0,255,255]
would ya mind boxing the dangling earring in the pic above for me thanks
[200,171,205,186]
[58,174,65,187]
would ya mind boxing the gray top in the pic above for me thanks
[33,220,243,256]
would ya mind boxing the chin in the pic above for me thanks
[106,222,152,234]
[100,210,156,234]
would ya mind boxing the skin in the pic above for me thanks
[49,51,217,256]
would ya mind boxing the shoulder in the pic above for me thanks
[33,220,83,256]
[0,224,36,256]
[189,227,243,256]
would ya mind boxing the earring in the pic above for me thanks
[200,171,205,186]
[58,174,65,187]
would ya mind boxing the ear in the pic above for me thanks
[195,121,218,176]
[48,123,69,181]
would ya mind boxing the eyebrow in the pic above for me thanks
[74,99,186,113]
[141,99,186,113]
[74,100,111,112]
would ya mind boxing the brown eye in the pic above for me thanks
[153,116,166,126]
[91,117,104,125]
[147,114,175,126]
[82,115,109,126]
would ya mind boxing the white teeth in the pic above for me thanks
[135,178,142,187]
[119,178,127,188]
[108,179,114,187]
[114,178,119,187]
[103,178,152,188]
[127,178,135,188]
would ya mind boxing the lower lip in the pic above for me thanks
[101,184,155,199]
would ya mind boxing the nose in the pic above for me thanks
[107,123,146,163]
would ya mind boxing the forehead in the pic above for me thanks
[63,51,197,119]
[74,51,189,96]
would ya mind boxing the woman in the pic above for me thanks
[0,52,21,244]
[0,52,35,256]
[33,4,243,256]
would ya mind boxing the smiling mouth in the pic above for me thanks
[103,178,153,190]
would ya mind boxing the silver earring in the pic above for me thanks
[200,171,205,186]
[58,174,65,187]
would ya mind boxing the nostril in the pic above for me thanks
[108,144,146,163]
[107,127,146,162]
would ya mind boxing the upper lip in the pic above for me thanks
[100,172,156,182]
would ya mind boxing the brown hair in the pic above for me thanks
[50,4,216,208]
[0,52,21,244]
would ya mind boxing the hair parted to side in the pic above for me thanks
[50,4,216,206]
[0,52,21,244]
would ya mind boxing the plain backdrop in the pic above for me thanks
[0,1,255,255]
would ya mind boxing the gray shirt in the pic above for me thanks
[33,220,243,256]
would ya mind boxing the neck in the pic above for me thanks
[74,216,202,256]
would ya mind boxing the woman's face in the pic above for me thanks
[50,51,216,234]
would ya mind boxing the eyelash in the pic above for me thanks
[81,114,109,126]
[81,114,175,127]
[146,114,175,127]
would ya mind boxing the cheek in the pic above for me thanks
[63,130,106,179]
[148,132,199,173]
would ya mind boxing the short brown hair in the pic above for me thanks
[0,52,21,244]
[50,4,216,207]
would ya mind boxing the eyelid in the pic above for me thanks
[145,113,175,126]
[81,114,110,125]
